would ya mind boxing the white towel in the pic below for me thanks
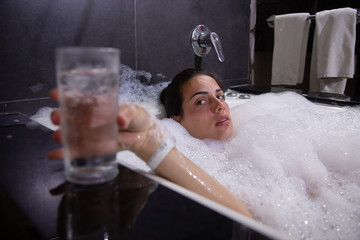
[271,13,311,85]
[310,8,357,94]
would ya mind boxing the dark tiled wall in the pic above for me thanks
[0,0,135,102]
[0,0,250,103]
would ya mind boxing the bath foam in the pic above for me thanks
[118,65,168,118]
[31,66,360,239]
[160,92,360,240]
[84,67,360,238]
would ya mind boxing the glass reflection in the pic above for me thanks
[56,165,157,239]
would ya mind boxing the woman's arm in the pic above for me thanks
[154,148,253,218]
[114,101,253,218]
[48,89,252,218]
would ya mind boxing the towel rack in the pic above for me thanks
[266,9,360,28]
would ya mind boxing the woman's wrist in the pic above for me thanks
[131,119,164,162]
[147,141,174,170]
[135,137,161,162]
[131,119,175,169]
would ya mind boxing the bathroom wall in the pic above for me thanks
[0,0,250,105]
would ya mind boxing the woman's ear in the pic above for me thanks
[171,115,181,122]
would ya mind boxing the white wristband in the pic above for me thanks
[147,141,174,170]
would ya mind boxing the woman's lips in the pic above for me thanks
[215,116,230,126]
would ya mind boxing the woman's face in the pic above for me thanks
[173,74,233,140]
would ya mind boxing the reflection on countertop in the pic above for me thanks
[55,166,157,239]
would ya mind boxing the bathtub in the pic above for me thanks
[32,91,282,238]
[32,90,352,240]
[116,90,352,240]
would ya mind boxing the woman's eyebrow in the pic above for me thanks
[190,89,223,100]
[190,91,208,100]
[216,89,223,93]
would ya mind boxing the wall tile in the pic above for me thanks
[0,0,135,101]
[136,0,250,87]
[0,0,250,102]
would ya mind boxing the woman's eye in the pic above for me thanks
[217,95,225,100]
[196,99,206,105]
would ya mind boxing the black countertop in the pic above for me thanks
[0,111,272,240]
[230,85,360,106]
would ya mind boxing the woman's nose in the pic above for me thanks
[213,98,225,112]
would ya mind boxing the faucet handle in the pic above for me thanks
[191,24,225,62]
[210,32,225,62]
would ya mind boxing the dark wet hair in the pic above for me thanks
[160,69,224,118]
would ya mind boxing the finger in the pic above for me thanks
[49,182,66,195]
[116,132,137,151]
[50,109,61,125]
[49,89,59,102]
[51,129,62,143]
[47,148,64,160]
[118,104,151,131]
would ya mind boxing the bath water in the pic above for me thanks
[33,65,360,239]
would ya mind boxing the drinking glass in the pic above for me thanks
[56,47,120,185]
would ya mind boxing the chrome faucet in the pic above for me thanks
[191,24,225,62]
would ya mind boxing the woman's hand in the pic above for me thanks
[47,89,162,162]
[47,89,64,160]
[116,103,162,161]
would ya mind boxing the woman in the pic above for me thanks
[48,69,252,218]
[160,69,233,140]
